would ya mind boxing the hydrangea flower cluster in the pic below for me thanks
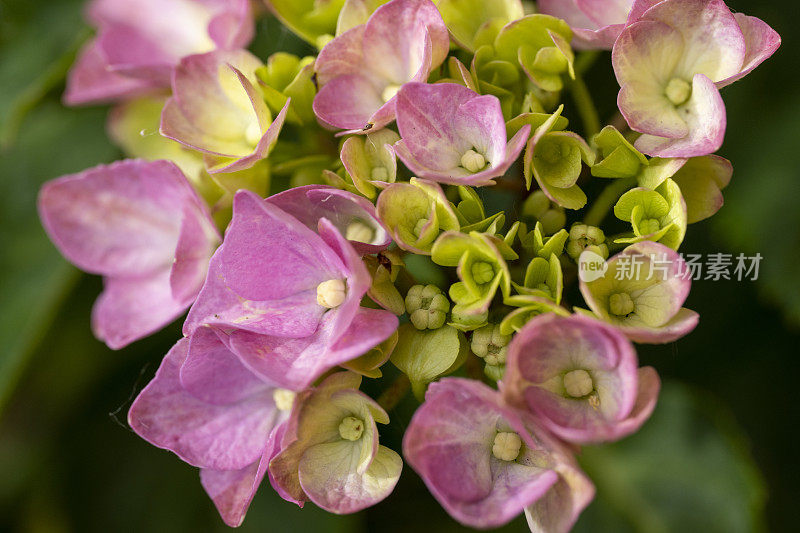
[38,0,778,530]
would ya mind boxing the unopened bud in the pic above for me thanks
[563,369,594,398]
[461,149,487,173]
[492,431,522,461]
[317,279,347,308]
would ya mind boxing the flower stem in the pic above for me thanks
[583,178,636,227]
[567,52,602,139]
[377,374,411,412]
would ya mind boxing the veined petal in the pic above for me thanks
[717,14,781,88]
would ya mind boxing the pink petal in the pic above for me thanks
[128,337,278,471]
[313,74,385,131]
[717,14,781,88]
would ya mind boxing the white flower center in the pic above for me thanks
[345,220,375,243]
[317,279,347,308]
[273,389,296,411]
[609,292,635,317]
[461,149,487,173]
[338,416,365,441]
[665,77,692,106]
[563,369,594,398]
[492,431,522,461]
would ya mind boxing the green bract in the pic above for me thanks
[493,15,575,92]
[266,0,346,47]
[256,53,317,125]
[591,126,649,179]
[376,178,460,254]
[431,231,518,315]
[435,0,524,52]
[514,253,563,303]
[454,186,505,233]
[614,178,688,250]
[525,106,595,209]
[520,221,569,259]
[340,129,400,199]
[405,284,451,330]
[390,323,468,400]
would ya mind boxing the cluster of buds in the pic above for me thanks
[37,0,778,530]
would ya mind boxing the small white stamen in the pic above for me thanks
[665,77,692,106]
[273,389,296,411]
[492,432,522,461]
[563,369,594,398]
[461,149,487,173]
[317,279,347,308]
[338,416,365,441]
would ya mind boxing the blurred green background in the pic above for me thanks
[0,0,796,531]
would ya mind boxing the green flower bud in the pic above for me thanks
[514,253,563,303]
[449,307,489,332]
[614,178,687,250]
[471,324,511,366]
[338,416,365,441]
[391,324,468,400]
[256,53,317,125]
[405,285,450,330]
[377,179,460,255]
[364,252,405,316]
[492,431,522,461]
[484,363,505,382]
[522,190,567,235]
[520,221,569,259]
[566,223,607,260]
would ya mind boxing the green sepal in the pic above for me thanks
[520,221,569,259]
[436,0,524,52]
[506,112,568,139]
[390,324,468,401]
[515,252,563,303]
[267,0,346,46]
[340,329,398,378]
[340,129,400,199]
[591,125,648,179]
[364,252,405,315]
[448,307,489,332]
[671,155,732,223]
[636,157,687,190]
[499,295,570,335]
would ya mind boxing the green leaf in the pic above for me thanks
[576,383,766,533]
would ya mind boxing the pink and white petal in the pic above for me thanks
[622,307,699,344]
[634,73,725,158]
[362,0,449,83]
[180,327,275,405]
[128,338,278,470]
[64,40,161,106]
[578,0,633,27]
[717,14,781,88]
[38,159,196,278]
[572,24,625,50]
[95,23,174,85]
[525,459,595,533]
[605,366,661,438]
[642,0,745,82]
[92,269,186,349]
[538,0,598,30]
[315,25,367,86]
[299,442,402,514]
[452,94,508,165]
[450,124,530,186]
[613,21,688,139]
[626,0,661,23]
[313,74,385,131]
[207,0,255,49]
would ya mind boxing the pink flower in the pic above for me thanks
[404,378,594,531]
[65,0,254,105]
[183,189,398,390]
[312,0,449,132]
[613,0,780,157]
[38,159,219,349]
[501,314,661,444]
[129,328,289,527]
[393,83,530,186]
